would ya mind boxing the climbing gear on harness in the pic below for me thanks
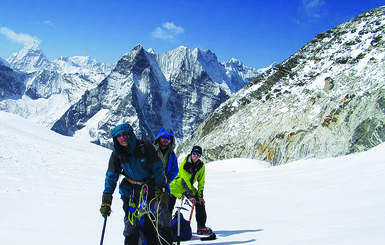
[127,184,149,225]
[126,183,173,244]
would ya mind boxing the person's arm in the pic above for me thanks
[166,152,179,183]
[100,151,121,217]
[103,151,121,194]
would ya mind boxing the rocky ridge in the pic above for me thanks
[179,6,385,165]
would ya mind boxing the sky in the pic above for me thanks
[1,110,385,245]
[0,0,384,69]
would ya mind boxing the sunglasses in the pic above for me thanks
[192,152,202,158]
[117,133,128,138]
[161,135,173,141]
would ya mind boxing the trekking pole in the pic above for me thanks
[188,199,196,224]
[100,216,108,245]
[177,196,185,245]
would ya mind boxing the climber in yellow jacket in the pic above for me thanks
[169,146,212,235]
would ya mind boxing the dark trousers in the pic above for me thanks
[168,195,207,228]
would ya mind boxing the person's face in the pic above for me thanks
[160,135,172,149]
[191,152,201,163]
[116,133,129,147]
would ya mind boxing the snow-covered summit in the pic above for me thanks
[6,42,52,72]
[147,48,155,54]
[1,40,261,146]
[52,56,113,75]
[156,46,261,94]
[0,43,112,127]
[51,43,261,146]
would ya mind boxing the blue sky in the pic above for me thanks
[0,0,383,68]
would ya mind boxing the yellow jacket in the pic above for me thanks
[170,154,205,199]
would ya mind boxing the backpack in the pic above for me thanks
[171,213,192,241]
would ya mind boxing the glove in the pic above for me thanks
[155,186,169,207]
[198,198,205,205]
[100,194,112,217]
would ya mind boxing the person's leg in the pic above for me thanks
[141,215,157,244]
[158,226,173,245]
[168,195,177,215]
[124,230,139,245]
[195,201,207,229]
[157,202,173,245]
[122,196,140,244]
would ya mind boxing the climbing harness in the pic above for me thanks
[127,184,149,225]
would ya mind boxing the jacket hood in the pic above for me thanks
[111,123,137,155]
[154,127,176,145]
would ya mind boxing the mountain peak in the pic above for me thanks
[15,42,44,60]
[228,57,241,64]
[24,41,41,50]
[147,48,155,54]
[133,43,144,51]
[6,42,51,72]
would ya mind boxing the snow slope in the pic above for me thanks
[0,111,384,244]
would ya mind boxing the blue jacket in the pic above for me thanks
[103,126,166,198]
[154,127,179,191]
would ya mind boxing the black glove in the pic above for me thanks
[100,194,112,217]
[155,186,169,207]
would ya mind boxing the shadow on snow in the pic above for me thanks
[189,229,263,244]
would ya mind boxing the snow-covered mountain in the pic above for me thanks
[6,42,52,73]
[1,42,260,145]
[179,6,385,165]
[51,44,261,147]
[0,43,113,127]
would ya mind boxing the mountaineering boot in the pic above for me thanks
[197,226,212,235]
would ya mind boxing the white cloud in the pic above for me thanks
[300,0,325,20]
[152,22,184,41]
[0,27,41,45]
[163,22,184,34]
[43,20,55,27]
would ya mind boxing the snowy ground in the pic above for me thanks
[1,111,384,245]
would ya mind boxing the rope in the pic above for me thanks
[144,197,171,245]
[127,184,172,245]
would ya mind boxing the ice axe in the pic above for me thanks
[188,199,196,223]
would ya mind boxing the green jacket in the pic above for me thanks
[170,154,205,199]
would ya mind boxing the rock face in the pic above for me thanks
[179,6,385,165]
[0,64,25,100]
[51,45,260,147]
